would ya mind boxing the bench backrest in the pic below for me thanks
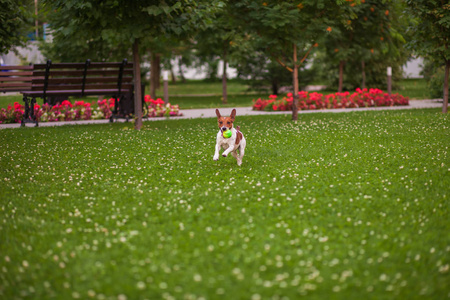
[31,59,134,96]
[0,65,36,93]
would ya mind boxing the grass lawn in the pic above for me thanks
[162,79,256,96]
[0,108,449,299]
[392,78,430,100]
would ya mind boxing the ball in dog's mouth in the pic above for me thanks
[222,130,232,138]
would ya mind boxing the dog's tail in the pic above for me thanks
[236,125,240,132]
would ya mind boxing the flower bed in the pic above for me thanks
[0,96,183,124]
[252,88,409,111]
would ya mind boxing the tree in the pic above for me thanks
[229,0,352,120]
[0,0,34,55]
[323,0,409,92]
[42,0,215,129]
[231,36,314,94]
[406,0,450,113]
[194,2,246,104]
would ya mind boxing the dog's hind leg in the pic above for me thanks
[231,151,238,160]
[237,142,246,166]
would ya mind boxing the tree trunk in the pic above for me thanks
[292,44,299,121]
[155,54,161,89]
[150,53,157,99]
[443,60,449,114]
[361,60,366,89]
[271,79,278,95]
[150,53,161,99]
[222,45,228,104]
[170,62,176,84]
[338,60,345,93]
[178,56,186,83]
[133,39,143,130]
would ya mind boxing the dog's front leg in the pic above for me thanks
[213,143,221,161]
[222,144,234,157]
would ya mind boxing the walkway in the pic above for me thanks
[0,99,443,129]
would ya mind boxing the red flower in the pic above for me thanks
[61,100,73,107]
[298,91,308,99]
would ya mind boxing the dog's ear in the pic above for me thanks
[230,109,236,120]
[215,109,221,118]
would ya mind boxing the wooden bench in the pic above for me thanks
[21,59,134,126]
[0,65,35,94]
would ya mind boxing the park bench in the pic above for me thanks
[21,59,134,126]
[0,65,35,94]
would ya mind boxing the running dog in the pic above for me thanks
[213,109,246,166]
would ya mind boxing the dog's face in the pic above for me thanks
[215,109,236,132]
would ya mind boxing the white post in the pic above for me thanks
[163,70,169,104]
[387,67,392,96]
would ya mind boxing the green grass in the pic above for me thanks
[160,79,255,95]
[392,78,430,100]
[0,109,449,299]
[0,94,22,109]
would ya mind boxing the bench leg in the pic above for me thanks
[30,97,39,127]
[22,95,30,121]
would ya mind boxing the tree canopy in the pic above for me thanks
[41,0,219,129]
[0,0,34,55]
[406,0,450,113]
[226,0,354,120]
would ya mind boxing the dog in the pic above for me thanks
[213,109,246,166]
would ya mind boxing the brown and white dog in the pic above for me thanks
[213,109,246,166]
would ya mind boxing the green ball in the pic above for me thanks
[223,130,232,138]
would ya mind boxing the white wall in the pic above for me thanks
[171,57,237,80]
[0,41,45,65]
[403,57,424,78]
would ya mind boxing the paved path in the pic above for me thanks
[0,99,443,129]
